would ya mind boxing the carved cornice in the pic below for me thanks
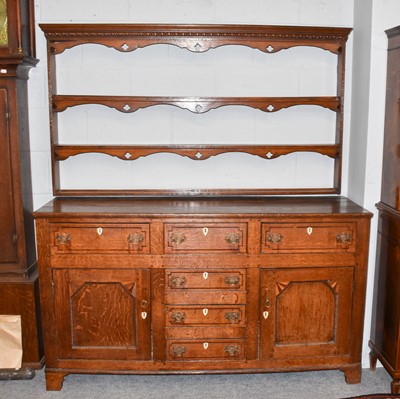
[40,24,352,54]
[40,23,352,39]
[43,30,351,41]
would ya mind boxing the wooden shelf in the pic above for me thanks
[40,23,351,196]
[52,95,341,113]
[54,144,340,161]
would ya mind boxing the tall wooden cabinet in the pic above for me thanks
[0,0,43,369]
[369,25,400,394]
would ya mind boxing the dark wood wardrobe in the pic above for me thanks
[369,24,400,394]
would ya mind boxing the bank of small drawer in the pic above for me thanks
[167,340,245,360]
[165,305,245,326]
[164,223,247,253]
[50,223,150,254]
[261,222,356,253]
[165,270,246,291]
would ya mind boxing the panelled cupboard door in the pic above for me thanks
[260,267,354,361]
[52,268,151,360]
[0,87,18,264]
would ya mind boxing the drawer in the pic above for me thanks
[261,222,356,253]
[165,270,246,290]
[164,223,247,253]
[165,305,245,326]
[167,340,244,360]
[165,326,245,340]
[50,223,150,254]
[165,290,247,305]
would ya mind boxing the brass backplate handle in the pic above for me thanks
[225,311,240,323]
[172,345,187,357]
[128,233,144,245]
[224,275,240,286]
[170,276,186,288]
[267,233,283,244]
[55,233,72,245]
[225,232,241,244]
[171,311,186,324]
[337,232,351,244]
[224,345,240,356]
[170,232,187,245]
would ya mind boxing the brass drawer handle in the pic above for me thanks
[55,233,72,245]
[171,311,186,324]
[267,233,283,244]
[170,232,187,245]
[224,275,240,286]
[224,345,240,356]
[225,311,240,323]
[225,232,241,244]
[128,233,144,245]
[170,276,186,288]
[172,345,187,357]
[337,232,351,244]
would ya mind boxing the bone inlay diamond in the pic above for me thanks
[267,104,275,112]
[195,152,203,159]
[121,43,129,51]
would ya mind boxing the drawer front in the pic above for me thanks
[166,270,246,290]
[261,223,356,253]
[165,223,247,253]
[167,340,244,360]
[166,305,245,326]
[165,290,247,305]
[166,326,245,340]
[51,223,150,254]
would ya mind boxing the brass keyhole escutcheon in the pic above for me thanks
[203,227,208,236]
[203,308,208,316]
[307,227,313,235]
[203,272,208,280]
[141,300,148,308]
[97,227,103,236]
[203,342,209,350]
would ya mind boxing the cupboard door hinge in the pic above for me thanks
[12,231,17,244]
[6,112,10,120]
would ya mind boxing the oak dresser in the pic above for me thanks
[34,196,371,390]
